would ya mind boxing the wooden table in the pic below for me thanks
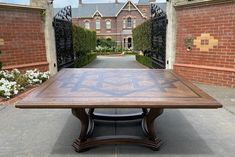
[16,69,222,152]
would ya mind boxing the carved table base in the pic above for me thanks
[71,108,163,152]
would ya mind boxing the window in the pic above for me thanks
[106,20,111,29]
[127,17,132,28]
[85,21,90,29]
[123,19,126,28]
[96,19,100,30]
[133,19,136,28]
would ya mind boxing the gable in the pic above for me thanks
[123,1,136,10]
[92,10,103,17]
[116,1,145,17]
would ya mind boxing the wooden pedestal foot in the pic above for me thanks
[72,108,163,152]
[142,108,163,140]
[72,109,94,141]
[73,135,161,152]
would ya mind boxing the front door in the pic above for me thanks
[127,37,132,49]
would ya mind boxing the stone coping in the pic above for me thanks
[2,62,49,71]
[174,63,235,73]
[0,2,44,10]
[174,0,235,9]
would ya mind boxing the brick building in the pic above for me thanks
[61,0,166,49]
[172,0,235,88]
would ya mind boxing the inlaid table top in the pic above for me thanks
[16,69,222,109]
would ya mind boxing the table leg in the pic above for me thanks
[142,108,163,150]
[72,108,163,152]
[72,108,94,152]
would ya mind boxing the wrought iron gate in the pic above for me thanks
[53,6,74,70]
[150,4,167,69]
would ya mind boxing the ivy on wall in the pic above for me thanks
[132,20,151,52]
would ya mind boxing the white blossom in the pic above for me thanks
[0,69,50,99]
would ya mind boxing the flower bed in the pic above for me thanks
[0,69,49,99]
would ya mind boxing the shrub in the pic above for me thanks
[136,54,152,68]
[97,38,116,48]
[0,69,49,99]
[25,69,49,85]
[75,53,97,68]
[73,25,96,62]
[133,20,151,52]
[95,38,122,54]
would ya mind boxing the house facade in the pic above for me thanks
[71,0,165,49]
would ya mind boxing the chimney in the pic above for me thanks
[79,0,82,5]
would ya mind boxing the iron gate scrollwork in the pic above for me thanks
[53,6,74,70]
[150,4,167,69]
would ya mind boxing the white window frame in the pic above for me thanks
[127,17,132,28]
[84,21,90,29]
[96,19,100,30]
[123,19,126,28]
[106,20,111,29]
[133,19,136,28]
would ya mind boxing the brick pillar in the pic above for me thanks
[30,0,58,75]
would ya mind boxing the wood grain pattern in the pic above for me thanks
[15,69,222,109]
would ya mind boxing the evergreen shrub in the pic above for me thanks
[133,20,151,52]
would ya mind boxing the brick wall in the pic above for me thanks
[0,4,48,72]
[174,2,235,88]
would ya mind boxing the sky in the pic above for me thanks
[0,0,166,8]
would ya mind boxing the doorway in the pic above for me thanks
[127,37,132,49]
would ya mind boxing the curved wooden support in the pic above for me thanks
[72,108,94,141]
[73,135,161,152]
[143,108,163,141]
[88,108,148,121]
[72,108,163,152]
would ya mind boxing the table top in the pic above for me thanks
[15,69,222,109]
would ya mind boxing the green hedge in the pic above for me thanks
[75,53,97,68]
[73,25,96,67]
[136,55,152,68]
[97,38,116,48]
[132,20,151,52]
[73,25,96,54]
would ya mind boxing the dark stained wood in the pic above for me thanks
[72,108,163,152]
[15,69,222,109]
[15,69,223,152]
[144,108,163,141]
[73,135,161,152]
[71,109,90,142]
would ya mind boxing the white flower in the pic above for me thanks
[0,69,49,98]
[14,90,19,95]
